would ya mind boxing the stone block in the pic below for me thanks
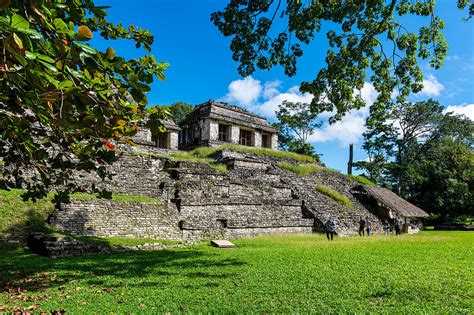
[211,240,235,248]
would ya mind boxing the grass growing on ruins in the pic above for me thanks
[0,231,472,313]
[314,184,353,208]
[278,162,321,176]
[209,163,229,173]
[191,144,317,163]
[168,152,228,172]
[348,174,376,186]
[0,189,164,240]
[0,189,55,238]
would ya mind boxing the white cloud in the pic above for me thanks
[221,78,378,146]
[221,76,262,106]
[420,74,444,97]
[446,55,461,61]
[305,82,377,147]
[257,88,313,117]
[263,80,282,99]
[308,111,368,147]
[444,103,474,121]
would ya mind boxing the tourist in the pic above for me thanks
[358,217,366,236]
[394,218,402,235]
[366,218,372,237]
[325,217,337,241]
[383,220,390,236]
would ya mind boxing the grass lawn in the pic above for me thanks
[0,231,472,313]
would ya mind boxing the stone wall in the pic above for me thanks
[50,199,181,239]
[52,148,384,241]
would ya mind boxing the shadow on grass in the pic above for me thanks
[0,244,246,294]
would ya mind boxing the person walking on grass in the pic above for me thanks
[366,217,372,237]
[325,217,337,241]
[394,217,402,235]
[383,220,390,236]
[358,217,366,236]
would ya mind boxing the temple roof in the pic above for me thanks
[354,185,429,218]
[180,100,277,133]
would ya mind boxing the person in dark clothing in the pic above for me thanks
[325,218,337,241]
[394,218,402,235]
[358,217,366,236]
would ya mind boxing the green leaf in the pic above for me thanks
[65,65,85,79]
[75,42,97,55]
[36,54,55,64]
[38,60,58,72]
[58,80,74,89]
[15,28,42,39]
[25,51,36,60]
[13,33,23,49]
[11,14,29,29]
[53,18,70,34]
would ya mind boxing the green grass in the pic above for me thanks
[314,184,353,208]
[191,144,317,163]
[208,163,228,173]
[278,162,321,176]
[0,189,162,239]
[348,174,376,186]
[0,189,55,238]
[0,232,472,313]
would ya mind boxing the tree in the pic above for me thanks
[0,1,168,200]
[164,101,194,123]
[273,100,321,158]
[356,102,473,217]
[212,1,473,121]
[361,99,444,194]
[407,134,473,219]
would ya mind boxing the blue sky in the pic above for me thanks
[92,0,474,172]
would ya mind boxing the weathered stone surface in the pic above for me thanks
[211,240,235,248]
[52,147,385,242]
[50,200,181,240]
[179,100,278,150]
[27,233,110,258]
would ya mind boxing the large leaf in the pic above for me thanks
[15,28,43,39]
[53,18,69,34]
[11,14,29,29]
[75,42,97,55]
[12,33,23,49]
[76,25,93,41]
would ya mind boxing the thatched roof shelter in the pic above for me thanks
[352,185,429,219]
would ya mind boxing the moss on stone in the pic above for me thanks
[347,174,376,186]
[278,163,321,176]
[191,144,317,163]
[314,184,353,208]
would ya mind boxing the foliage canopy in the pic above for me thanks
[212,1,473,121]
[0,0,168,200]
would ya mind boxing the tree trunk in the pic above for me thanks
[347,144,353,175]
[397,147,403,196]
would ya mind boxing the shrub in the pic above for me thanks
[347,174,376,186]
[314,184,353,208]
[278,163,321,176]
